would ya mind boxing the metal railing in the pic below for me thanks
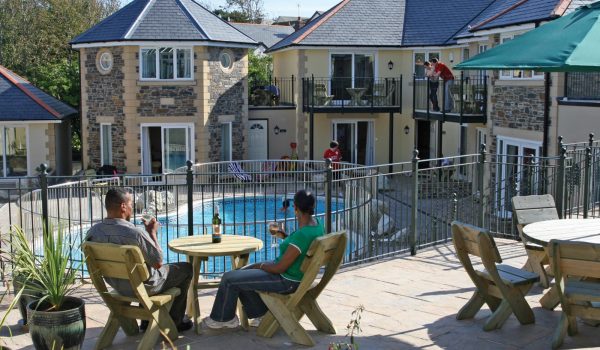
[565,72,600,100]
[3,137,600,279]
[413,73,487,121]
[249,76,295,107]
[302,76,402,112]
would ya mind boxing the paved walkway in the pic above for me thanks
[2,239,599,349]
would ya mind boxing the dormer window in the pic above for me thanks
[140,47,193,80]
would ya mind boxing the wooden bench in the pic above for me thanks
[548,240,600,349]
[452,221,539,331]
[256,231,347,346]
[83,242,180,350]
[512,194,559,288]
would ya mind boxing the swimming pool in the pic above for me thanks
[74,195,343,275]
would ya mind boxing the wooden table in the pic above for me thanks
[522,218,600,309]
[168,234,263,333]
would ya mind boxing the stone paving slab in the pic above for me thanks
[1,239,599,349]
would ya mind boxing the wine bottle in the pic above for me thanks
[212,209,222,243]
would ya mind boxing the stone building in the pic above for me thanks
[70,0,256,173]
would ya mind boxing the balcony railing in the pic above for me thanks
[302,76,402,113]
[413,73,487,123]
[565,72,600,100]
[249,76,295,108]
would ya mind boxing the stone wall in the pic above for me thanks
[489,84,546,154]
[84,47,126,170]
[137,86,197,116]
[207,47,247,161]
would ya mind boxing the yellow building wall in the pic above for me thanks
[557,105,600,144]
[28,124,50,175]
[248,109,297,159]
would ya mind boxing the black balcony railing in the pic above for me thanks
[249,76,295,108]
[413,73,487,123]
[565,72,600,100]
[302,76,402,113]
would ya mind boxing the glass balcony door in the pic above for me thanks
[333,121,374,165]
[141,124,193,174]
[330,53,375,103]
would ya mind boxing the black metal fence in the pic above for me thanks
[3,138,600,278]
[302,76,402,112]
[249,76,295,107]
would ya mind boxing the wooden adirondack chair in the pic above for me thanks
[512,194,559,288]
[82,242,180,350]
[451,221,539,331]
[549,240,600,349]
[256,231,347,346]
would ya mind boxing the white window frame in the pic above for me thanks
[140,123,195,174]
[331,119,375,165]
[220,122,232,161]
[139,46,194,81]
[0,125,29,177]
[100,123,112,166]
[328,51,378,85]
[499,34,543,80]
[413,51,440,79]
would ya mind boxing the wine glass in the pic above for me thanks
[141,208,154,223]
[269,222,283,248]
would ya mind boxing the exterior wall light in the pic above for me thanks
[404,125,410,135]
[388,60,394,70]
[274,125,280,134]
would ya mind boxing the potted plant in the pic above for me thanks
[9,225,86,350]
[0,238,25,350]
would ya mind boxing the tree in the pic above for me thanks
[214,8,251,23]
[248,51,272,88]
[225,0,264,23]
[0,0,120,154]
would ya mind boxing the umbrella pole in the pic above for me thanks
[542,72,550,158]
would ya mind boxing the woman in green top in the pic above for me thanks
[204,190,325,329]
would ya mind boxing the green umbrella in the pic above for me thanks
[455,1,600,72]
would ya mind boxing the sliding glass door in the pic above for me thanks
[333,121,374,165]
[141,124,193,174]
[330,53,375,103]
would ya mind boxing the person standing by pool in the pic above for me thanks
[85,187,193,332]
[323,140,342,165]
[203,189,325,329]
[280,198,292,212]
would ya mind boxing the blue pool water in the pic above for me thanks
[75,195,343,274]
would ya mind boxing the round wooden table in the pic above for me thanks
[168,235,263,333]
[522,219,600,246]
[522,218,600,310]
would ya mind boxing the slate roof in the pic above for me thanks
[71,0,256,46]
[268,0,405,52]
[231,23,294,49]
[268,0,579,52]
[0,66,77,122]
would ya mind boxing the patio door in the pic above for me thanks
[333,121,374,165]
[141,124,194,174]
[496,136,542,217]
[330,53,375,103]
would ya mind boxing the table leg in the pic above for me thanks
[231,254,250,330]
[540,285,560,310]
[186,255,202,334]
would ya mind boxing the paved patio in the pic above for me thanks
[1,239,599,349]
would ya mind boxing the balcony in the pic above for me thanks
[413,74,487,123]
[249,76,296,109]
[302,77,402,113]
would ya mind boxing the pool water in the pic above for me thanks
[75,195,343,275]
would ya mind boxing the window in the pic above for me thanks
[140,47,193,80]
[100,123,112,166]
[499,35,543,80]
[97,51,113,74]
[414,52,440,78]
[329,52,375,101]
[219,50,234,72]
[0,126,27,177]
[221,122,232,161]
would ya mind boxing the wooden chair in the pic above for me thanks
[82,242,180,350]
[451,221,539,331]
[549,240,600,349]
[256,231,347,346]
[512,194,559,288]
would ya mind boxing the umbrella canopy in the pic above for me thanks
[455,1,600,72]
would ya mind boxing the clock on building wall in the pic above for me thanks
[96,49,114,75]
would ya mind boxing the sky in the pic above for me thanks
[120,0,342,20]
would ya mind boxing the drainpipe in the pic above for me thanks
[542,72,550,157]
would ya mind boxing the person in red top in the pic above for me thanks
[431,58,455,112]
[323,141,342,169]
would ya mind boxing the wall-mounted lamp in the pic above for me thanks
[388,60,394,70]
[404,125,410,135]
[449,52,454,63]
[274,125,280,135]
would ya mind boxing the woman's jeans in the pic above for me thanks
[429,81,439,110]
[210,268,300,321]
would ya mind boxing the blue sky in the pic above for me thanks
[120,0,341,19]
